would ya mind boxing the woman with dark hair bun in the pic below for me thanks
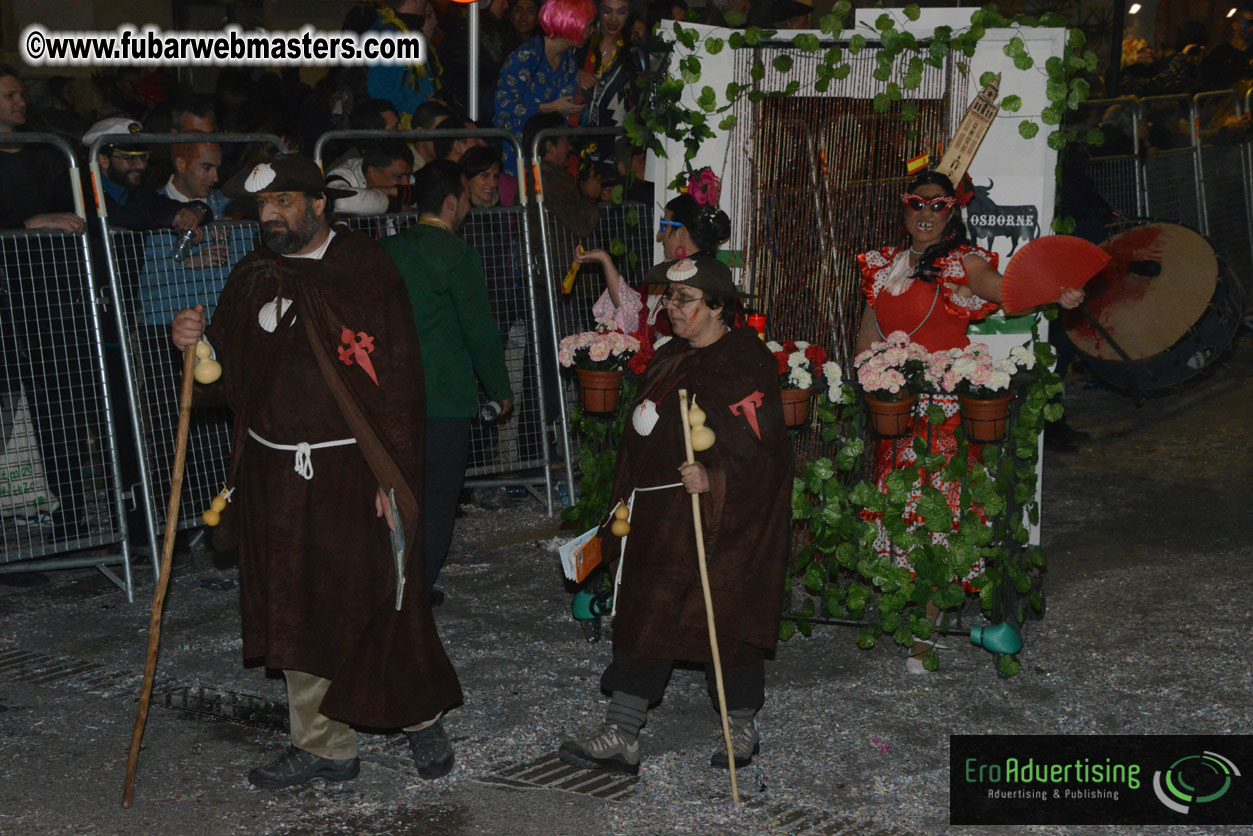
[854,169,1083,674]
[580,182,732,349]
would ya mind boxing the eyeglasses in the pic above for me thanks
[900,193,955,213]
[658,219,683,233]
[661,289,703,306]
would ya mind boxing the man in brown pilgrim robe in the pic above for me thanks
[171,154,462,789]
[558,255,792,775]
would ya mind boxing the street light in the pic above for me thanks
[1128,2,1141,13]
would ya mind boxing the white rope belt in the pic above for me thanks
[247,429,357,480]
[611,481,684,616]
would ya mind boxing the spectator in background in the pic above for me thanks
[323,97,403,173]
[614,136,653,205]
[1202,1,1253,90]
[144,92,218,191]
[172,94,218,133]
[434,117,486,163]
[138,142,235,328]
[326,139,416,216]
[413,100,457,171]
[35,76,93,142]
[462,146,504,208]
[368,0,445,124]
[494,0,596,168]
[524,112,600,244]
[505,0,541,54]
[0,66,81,233]
[85,117,207,234]
[1119,37,1158,95]
[1145,22,1208,95]
[162,142,228,218]
[575,0,643,130]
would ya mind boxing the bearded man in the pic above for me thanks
[171,154,461,788]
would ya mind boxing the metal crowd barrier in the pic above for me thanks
[0,134,136,598]
[1080,90,1253,301]
[91,132,287,576]
[1081,97,1144,218]
[531,126,657,507]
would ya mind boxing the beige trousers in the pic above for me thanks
[284,670,440,760]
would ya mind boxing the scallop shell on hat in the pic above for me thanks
[666,258,698,282]
[245,163,277,193]
[632,399,659,436]
[258,297,294,332]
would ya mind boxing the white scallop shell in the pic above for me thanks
[244,163,277,192]
[666,258,698,282]
[632,399,659,436]
[258,297,294,333]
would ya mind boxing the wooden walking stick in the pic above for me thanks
[122,343,197,808]
[677,389,740,806]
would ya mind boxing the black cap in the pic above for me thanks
[222,153,355,200]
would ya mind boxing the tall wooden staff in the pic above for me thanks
[677,389,739,806]
[122,344,196,807]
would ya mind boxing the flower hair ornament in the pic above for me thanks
[680,166,722,209]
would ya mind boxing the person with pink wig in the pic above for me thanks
[493,0,596,163]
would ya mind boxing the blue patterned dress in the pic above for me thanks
[493,36,580,164]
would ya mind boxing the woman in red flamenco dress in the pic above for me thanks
[854,170,1084,672]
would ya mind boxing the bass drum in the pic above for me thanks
[1062,222,1246,391]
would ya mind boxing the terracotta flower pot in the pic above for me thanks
[958,393,1014,442]
[576,368,625,413]
[779,387,813,427]
[863,393,917,438]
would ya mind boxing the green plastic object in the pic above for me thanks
[571,588,613,621]
[969,622,1023,655]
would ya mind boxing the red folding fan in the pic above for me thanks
[1000,236,1110,314]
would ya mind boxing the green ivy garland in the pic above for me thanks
[621,1,1099,229]
[786,321,1064,676]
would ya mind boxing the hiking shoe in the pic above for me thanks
[710,718,760,769]
[247,746,359,789]
[405,719,454,779]
[558,723,640,775]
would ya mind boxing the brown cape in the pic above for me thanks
[599,327,792,665]
[202,226,462,728]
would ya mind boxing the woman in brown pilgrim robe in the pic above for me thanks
[558,254,791,775]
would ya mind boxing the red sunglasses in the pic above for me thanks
[900,193,956,212]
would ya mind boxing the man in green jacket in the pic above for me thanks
[380,160,513,604]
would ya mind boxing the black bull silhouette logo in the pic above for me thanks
[966,180,1039,255]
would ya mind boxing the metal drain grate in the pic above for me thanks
[156,685,289,732]
[739,798,904,836]
[0,646,117,691]
[478,753,639,801]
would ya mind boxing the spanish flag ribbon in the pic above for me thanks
[906,153,930,175]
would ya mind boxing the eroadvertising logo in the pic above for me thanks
[950,735,1253,825]
[1152,751,1240,814]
